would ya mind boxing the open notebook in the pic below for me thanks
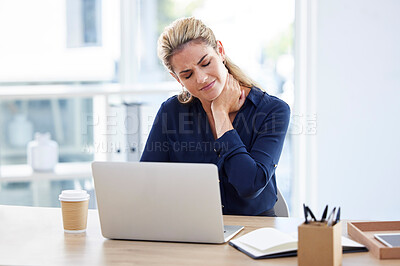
[229,227,367,259]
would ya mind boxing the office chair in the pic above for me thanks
[274,188,290,217]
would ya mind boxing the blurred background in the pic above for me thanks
[0,0,399,220]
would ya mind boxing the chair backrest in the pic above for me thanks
[274,188,290,217]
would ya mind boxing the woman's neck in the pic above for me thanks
[200,100,212,115]
[199,85,251,114]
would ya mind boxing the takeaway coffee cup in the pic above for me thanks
[59,190,90,233]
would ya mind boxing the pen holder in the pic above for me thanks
[298,221,342,266]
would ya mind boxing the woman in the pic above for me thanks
[141,17,290,216]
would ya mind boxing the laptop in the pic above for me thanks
[91,161,243,244]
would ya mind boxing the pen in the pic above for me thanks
[327,207,336,227]
[306,206,317,222]
[334,207,341,225]
[320,205,328,222]
[303,204,309,224]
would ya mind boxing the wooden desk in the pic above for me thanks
[0,205,397,265]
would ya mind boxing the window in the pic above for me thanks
[0,0,119,83]
[66,0,102,47]
[0,0,120,208]
[0,0,120,165]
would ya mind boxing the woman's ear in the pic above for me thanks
[216,40,226,60]
[170,72,183,86]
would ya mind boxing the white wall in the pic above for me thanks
[315,0,400,220]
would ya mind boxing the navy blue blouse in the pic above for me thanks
[140,86,290,215]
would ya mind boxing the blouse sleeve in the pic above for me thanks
[214,100,290,199]
[140,103,170,162]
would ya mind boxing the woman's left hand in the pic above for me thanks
[211,73,246,116]
[211,73,246,138]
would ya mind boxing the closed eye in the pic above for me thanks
[202,60,211,67]
[184,60,210,79]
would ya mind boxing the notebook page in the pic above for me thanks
[238,227,297,251]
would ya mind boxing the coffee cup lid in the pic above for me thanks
[59,190,90,202]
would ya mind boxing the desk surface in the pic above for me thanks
[0,205,397,266]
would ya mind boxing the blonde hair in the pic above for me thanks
[157,17,259,103]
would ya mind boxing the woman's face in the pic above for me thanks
[170,41,228,103]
